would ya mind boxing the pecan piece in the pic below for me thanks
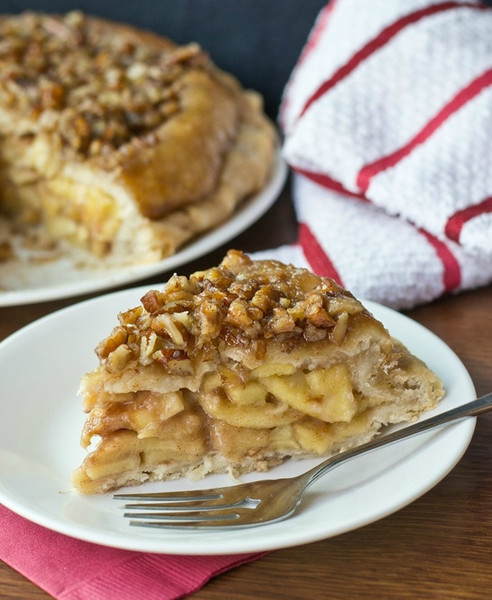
[95,326,128,359]
[141,289,166,313]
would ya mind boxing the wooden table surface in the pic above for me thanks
[1,182,491,600]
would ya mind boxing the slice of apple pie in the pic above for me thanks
[72,250,444,493]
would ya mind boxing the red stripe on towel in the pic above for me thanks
[280,0,338,128]
[297,1,482,121]
[357,67,492,193]
[299,223,343,285]
[445,196,492,243]
[419,229,461,292]
[293,166,368,201]
[299,0,338,65]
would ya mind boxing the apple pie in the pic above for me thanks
[72,250,444,493]
[0,12,274,267]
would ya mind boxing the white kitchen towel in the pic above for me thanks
[280,0,492,257]
[253,175,492,309]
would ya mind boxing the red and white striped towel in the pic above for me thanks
[256,0,492,309]
[254,175,492,308]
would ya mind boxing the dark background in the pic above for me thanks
[3,1,491,121]
[0,0,328,119]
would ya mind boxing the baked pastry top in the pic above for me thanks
[73,250,444,493]
[0,12,275,265]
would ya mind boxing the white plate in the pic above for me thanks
[0,151,287,306]
[0,291,476,555]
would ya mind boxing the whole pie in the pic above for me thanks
[0,12,274,266]
[73,250,444,493]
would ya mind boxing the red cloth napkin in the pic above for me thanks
[0,504,265,600]
[261,0,492,308]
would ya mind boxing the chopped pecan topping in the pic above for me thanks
[118,305,143,325]
[106,344,133,373]
[250,284,279,313]
[141,290,166,314]
[154,348,188,365]
[0,11,210,157]
[95,326,128,359]
[196,296,225,343]
[151,313,188,346]
[94,250,364,370]
[305,305,335,329]
[226,298,254,328]
[266,307,296,336]
[331,311,349,345]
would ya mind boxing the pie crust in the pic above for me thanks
[0,12,275,267]
[73,250,444,493]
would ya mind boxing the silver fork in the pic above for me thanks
[114,392,492,529]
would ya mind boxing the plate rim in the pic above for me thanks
[0,293,477,554]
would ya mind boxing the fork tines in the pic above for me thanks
[113,488,261,529]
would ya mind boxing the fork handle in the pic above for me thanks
[306,392,492,487]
